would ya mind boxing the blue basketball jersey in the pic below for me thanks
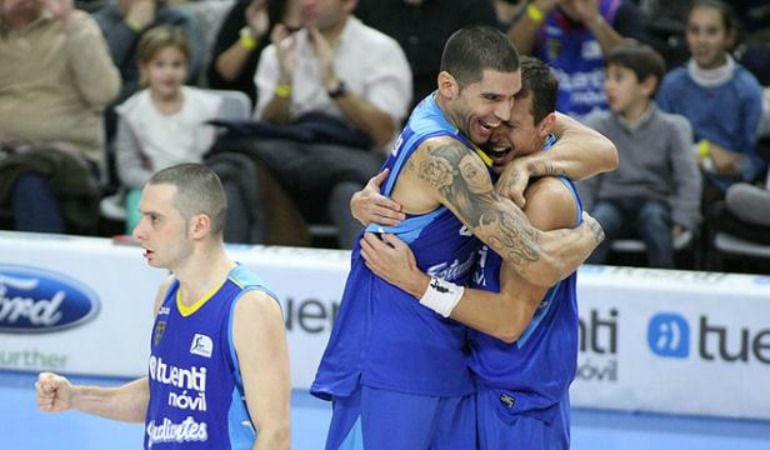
[537,0,621,116]
[469,178,583,421]
[312,94,490,400]
[145,265,276,449]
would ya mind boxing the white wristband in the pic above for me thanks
[419,277,464,318]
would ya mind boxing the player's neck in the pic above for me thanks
[434,95,463,133]
[174,245,234,306]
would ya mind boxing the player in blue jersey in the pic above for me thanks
[312,26,609,450]
[35,164,290,450]
[358,56,591,449]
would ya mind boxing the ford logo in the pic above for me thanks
[0,265,100,333]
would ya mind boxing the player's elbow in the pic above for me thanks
[490,319,527,344]
[494,328,521,345]
[601,138,620,172]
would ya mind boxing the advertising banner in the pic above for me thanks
[2,232,769,419]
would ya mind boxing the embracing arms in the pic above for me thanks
[396,137,602,287]
[362,177,579,343]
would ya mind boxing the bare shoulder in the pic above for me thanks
[523,177,578,231]
[393,135,485,213]
[233,290,283,323]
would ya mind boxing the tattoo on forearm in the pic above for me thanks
[417,142,541,266]
[528,161,567,177]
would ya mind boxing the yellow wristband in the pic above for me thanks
[274,84,292,98]
[125,18,142,33]
[239,27,257,51]
[527,3,545,24]
[698,139,710,158]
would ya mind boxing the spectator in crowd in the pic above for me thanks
[208,0,300,105]
[656,0,764,206]
[713,175,770,245]
[494,0,524,27]
[355,0,498,110]
[579,44,701,268]
[246,0,412,249]
[507,0,645,117]
[0,0,120,234]
[93,0,204,136]
[115,26,222,233]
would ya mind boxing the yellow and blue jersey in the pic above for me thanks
[145,265,276,450]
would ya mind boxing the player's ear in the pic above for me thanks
[437,71,460,100]
[537,112,556,139]
[190,213,211,240]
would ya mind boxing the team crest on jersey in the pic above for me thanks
[499,393,516,409]
[153,321,167,346]
[190,333,213,358]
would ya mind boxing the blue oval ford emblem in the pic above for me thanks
[0,265,100,333]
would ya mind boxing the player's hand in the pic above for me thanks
[360,233,425,296]
[271,24,297,81]
[672,224,685,238]
[36,372,74,413]
[495,159,530,208]
[351,169,405,227]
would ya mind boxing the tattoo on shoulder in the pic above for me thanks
[417,141,542,266]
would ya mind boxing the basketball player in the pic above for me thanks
[312,26,606,449]
[359,56,588,449]
[35,164,290,450]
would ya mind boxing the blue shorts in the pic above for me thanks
[476,388,570,450]
[325,385,476,450]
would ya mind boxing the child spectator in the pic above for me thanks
[115,26,221,233]
[579,44,701,268]
[656,0,764,204]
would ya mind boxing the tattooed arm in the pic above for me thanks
[396,136,603,287]
[496,112,619,206]
[362,177,578,342]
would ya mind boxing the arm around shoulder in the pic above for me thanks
[233,290,290,450]
[412,138,602,287]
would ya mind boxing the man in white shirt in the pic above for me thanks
[241,0,412,249]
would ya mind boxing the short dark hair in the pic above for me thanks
[440,25,520,88]
[149,164,227,236]
[688,0,736,33]
[605,44,666,95]
[516,56,558,125]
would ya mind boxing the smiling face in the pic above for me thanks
[686,5,732,70]
[132,183,193,269]
[486,91,545,173]
[444,69,521,147]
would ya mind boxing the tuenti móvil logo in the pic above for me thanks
[0,265,100,333]
[648,313,690,358]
